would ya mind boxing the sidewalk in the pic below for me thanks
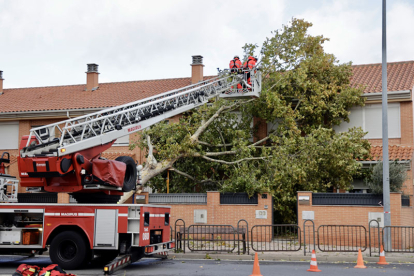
[169,250,414,264]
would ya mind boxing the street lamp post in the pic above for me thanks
[382,0,391,251]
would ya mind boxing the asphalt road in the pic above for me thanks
[0,256,414,276]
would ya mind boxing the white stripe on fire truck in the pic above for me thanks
[44,213,94,216]
[147,214,165,217]
[118,213,128,217]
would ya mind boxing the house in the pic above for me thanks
[334,61,414,198]
[1,58,414,202]
[297,61,414,232]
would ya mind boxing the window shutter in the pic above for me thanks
[0,122,19,149]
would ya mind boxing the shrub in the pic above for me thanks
[364,161,408,194]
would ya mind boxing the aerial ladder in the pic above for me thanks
[2,68,261,203]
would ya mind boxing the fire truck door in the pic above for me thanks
[94,209,118,249]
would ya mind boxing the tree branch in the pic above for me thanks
[201,155,272,165]
[170,167,219,185]
[198,141,233,147]
[145,135,158,169]
[190,99,255,144]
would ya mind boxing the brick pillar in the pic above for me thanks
[390,192,402,226]
[207,191,219,224]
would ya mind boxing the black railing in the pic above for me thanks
[402,195,410,207]
[186,225,237,252]
[251,224,301,252]
[220,193,258,204]
[382,226,414,253]
[312,193,383,206]
[317,225,367,252]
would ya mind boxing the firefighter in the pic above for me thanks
[243,56,257,86]
[229,55,242,74]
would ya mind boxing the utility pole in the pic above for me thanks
[382,0,391,250]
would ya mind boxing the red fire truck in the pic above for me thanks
[0,202,171,270]
[0,66,261,271]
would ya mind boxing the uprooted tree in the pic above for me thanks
[126,18,371,223]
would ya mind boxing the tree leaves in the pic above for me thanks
[129,18,370,223]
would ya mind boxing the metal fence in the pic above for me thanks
[187,225,237,252]
[174,220,248,254]
[250,224,301,252]
[220,193,258,204]
[172,219,414,255]
[382,226,414,253]
[402,195,410,207]
[312,193,383,206]
[303,220,316,256]
[317,225,367,252]
[149,193,207,204]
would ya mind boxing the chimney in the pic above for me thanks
[0,71,3,95]
[191,55,204,84]
[86,63,99,91]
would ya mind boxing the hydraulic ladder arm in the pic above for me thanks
[17,69,261,197]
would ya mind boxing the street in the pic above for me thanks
[0,256,413,276]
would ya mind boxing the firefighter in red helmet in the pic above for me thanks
[243,56,257,86]
[229,55,242,74]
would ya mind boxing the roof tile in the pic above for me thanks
[351,61,414,94]
[367,145,413,161]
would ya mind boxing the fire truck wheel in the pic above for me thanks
[50,230,90,270]
[115,156,137,192]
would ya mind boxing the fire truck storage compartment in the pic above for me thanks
[128,206,141,246]
[0,208,43,247]
[94,209,117,248]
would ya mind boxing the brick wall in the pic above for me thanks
[401,206,414,226]
[297,191,413,248]
[148,191,272,230]
[297,191,405,228]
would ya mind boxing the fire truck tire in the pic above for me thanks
[115,156,137,192]
[50,231,91,270]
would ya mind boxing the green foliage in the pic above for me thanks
[364,161,408,194]
[130,18,370,223]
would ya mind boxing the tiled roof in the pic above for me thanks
[367,145,413,161]
[351,61,414,94]
[0,77,199,113]
[1,61,413,114]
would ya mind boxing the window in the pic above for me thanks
[113,135,129,147]
[144,212,150,226]
[0,121,19,149]
[334,103,400,139]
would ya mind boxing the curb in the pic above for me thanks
[169,253,414,264]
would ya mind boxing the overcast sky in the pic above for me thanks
[0,0,413,89]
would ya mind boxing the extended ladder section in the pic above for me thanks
[21,70,261,158]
